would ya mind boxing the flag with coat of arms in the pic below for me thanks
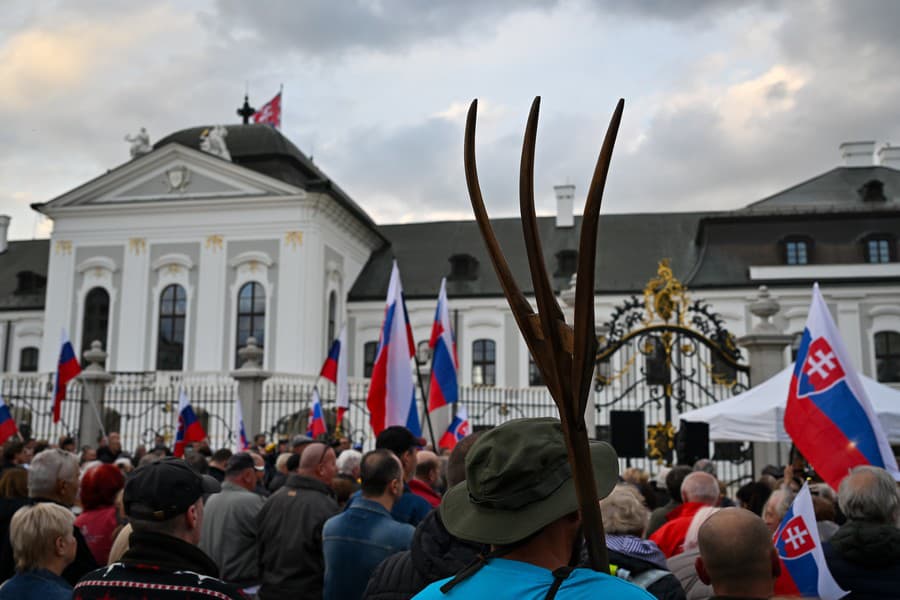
[439,404,469,451]
[253,91,281,128]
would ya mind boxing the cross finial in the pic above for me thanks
[237,94,256,124]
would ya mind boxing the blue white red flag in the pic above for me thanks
[773,483,847,599]
[0,392,17,445]
[234,398,249,453]
[174,388,207,458]
[428,278,458,412]
[53,330,81,423]
[307,388,327,438]
[320,326,349,426]
[784,283,900,489]
[439,404,470,451]
[366,260,420,437]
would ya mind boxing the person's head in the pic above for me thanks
[299,442,337,486]
[253,433,266,448]
[439,418,618,550]
[291,434,314,455]
[336,449,362,479]
[108,432,121,453]
[28,449,80,506]
[360,449,404,505]
[80,463,125,510]
[446,432,481,487]
[762,488,795,534]
[250,451,266,484]
[115,457,134,474]
[736,481,773,516]
[682,506,722,553]
[376,426,425,481]
[224,452,258,491]
[9,503,77,574]
[0,467,28,499]
[665,466,693,502]
[622,467,649,486]
[59,437,76,453]
[696,508,779,596]
[838,465,900,525]
[3,440,29,465]
[184,452,208,475]
[124,457,220,545]
[415,450,441,485]
[693,458,716,476]
[80,446,97,465]
[275,452,293,474]
[681,471,720,505]
[286,453,301,473]
[600,485,649,537]
[209,448,232,469]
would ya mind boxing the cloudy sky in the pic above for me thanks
[3,0,899,240]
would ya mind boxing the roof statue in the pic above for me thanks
[124,127,152,159]
[463,96,624,573]
[200,124,232,161]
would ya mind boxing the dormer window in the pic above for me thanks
[858,179,886,203]
[864,235,894,263]
[555,250,577,279]
[783,237,810,265]
[448,254,479,281]
[14,271,47,295]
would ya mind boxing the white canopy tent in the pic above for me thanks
[679,367,900,443]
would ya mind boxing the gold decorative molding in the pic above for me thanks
[93,267,104,278]
[643,259,689,326]
[247,260,259,273]
[647,422,674,464]
[166,264,182,275]
[285,231,303,249]
[128,237,146,255]
[205,234,224,252]
[55,240,72,255]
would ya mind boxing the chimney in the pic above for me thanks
[554,184,575,228]
[0,215,10,254]
[840,141,876,167]
[878,144,900,169]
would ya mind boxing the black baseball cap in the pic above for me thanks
[124,457,220,521]
[376,426,427,456]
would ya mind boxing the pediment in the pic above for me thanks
[42,143,304,210]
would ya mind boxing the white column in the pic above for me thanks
[116,238,150,370]
[274,231,304,372]
[836,297,864,371]
[40,239,76,371]
[300,228,324,373]
[193,235,227,371]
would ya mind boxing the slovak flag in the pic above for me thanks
[439,405,470,450]
[234,398,249,453]
[53,330,82,423]
[0,393,18,445]
[773,483,848,599]
[428,278,458,412]
[174,389,207,458]
[253,91,281,128]
[307,388,327,438]
[785,283,900,489]
[367,260,420,437]
[320,326,349,426]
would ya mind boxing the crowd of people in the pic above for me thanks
[0,422,896,599]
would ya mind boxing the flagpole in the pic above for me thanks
[412,355,437,450]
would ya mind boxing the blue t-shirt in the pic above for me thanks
[412,558,655,600]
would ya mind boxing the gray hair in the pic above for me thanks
[681,471,720,504]
[838,465,900,524]
[28,449,79,498]
[600,485,649,536]
[336,449,362,477]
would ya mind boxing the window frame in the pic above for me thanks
[18,347,38,373]
[81,287,111,357]
[874,331,900,383]
[782,236,812,266]
[235,281,266,367]
[471,338,496,387]
[156,284,187,371]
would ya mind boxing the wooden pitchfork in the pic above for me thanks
[463,96,624,572]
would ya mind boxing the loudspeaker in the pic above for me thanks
[610,410,645,458]
[676,420,709,464]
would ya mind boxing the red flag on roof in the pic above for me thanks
[253,92,281,129]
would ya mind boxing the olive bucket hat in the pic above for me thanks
[440,417,619,546]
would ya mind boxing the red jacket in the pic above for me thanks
[649,501,707,557]
[408,479,441,508]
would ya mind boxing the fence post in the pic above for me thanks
[230,337,271,441]
[737,285,792,471]
[78,340,113,448]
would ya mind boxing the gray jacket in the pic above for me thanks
[667,548,713,600]
[199,480,264,586]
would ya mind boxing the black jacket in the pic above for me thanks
[73,530,245,599]
[256,474,339,600]
[823,520,900,600]
[363,510,482,600]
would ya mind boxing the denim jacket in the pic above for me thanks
[323,498,414,600]
[0,568,72,600]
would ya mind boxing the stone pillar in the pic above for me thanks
[230,337,271,439]
[78,340,113,448]
[737,286,793,472]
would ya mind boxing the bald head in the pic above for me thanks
[698,508,776,595]
[298,443,337,486]
[415,450,440,484]
[681,471,720,505]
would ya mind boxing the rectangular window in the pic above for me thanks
[785,240,808,265]
[363,341,378,378]
[472,339,496,386]
[867,239,891,263]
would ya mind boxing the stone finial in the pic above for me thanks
[749,285,781,334]
[83,340,108,371]
[237,337,264,369]
[124,128,152,158]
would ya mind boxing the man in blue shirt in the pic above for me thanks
[323,449,414,600]
[412,418,655,600]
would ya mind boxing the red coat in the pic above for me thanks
[408,478,441,508]
[649,501,707,558]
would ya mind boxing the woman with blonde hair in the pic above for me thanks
[0,503,77,599]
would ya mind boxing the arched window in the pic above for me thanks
[875,331,900,383]
[157,284,187,370]
[19,347,38,373]
[472,339,496,386]
[363,341,378,378]
[82,287,110,357]
[236,282,265,366]
[327,291,337,346]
